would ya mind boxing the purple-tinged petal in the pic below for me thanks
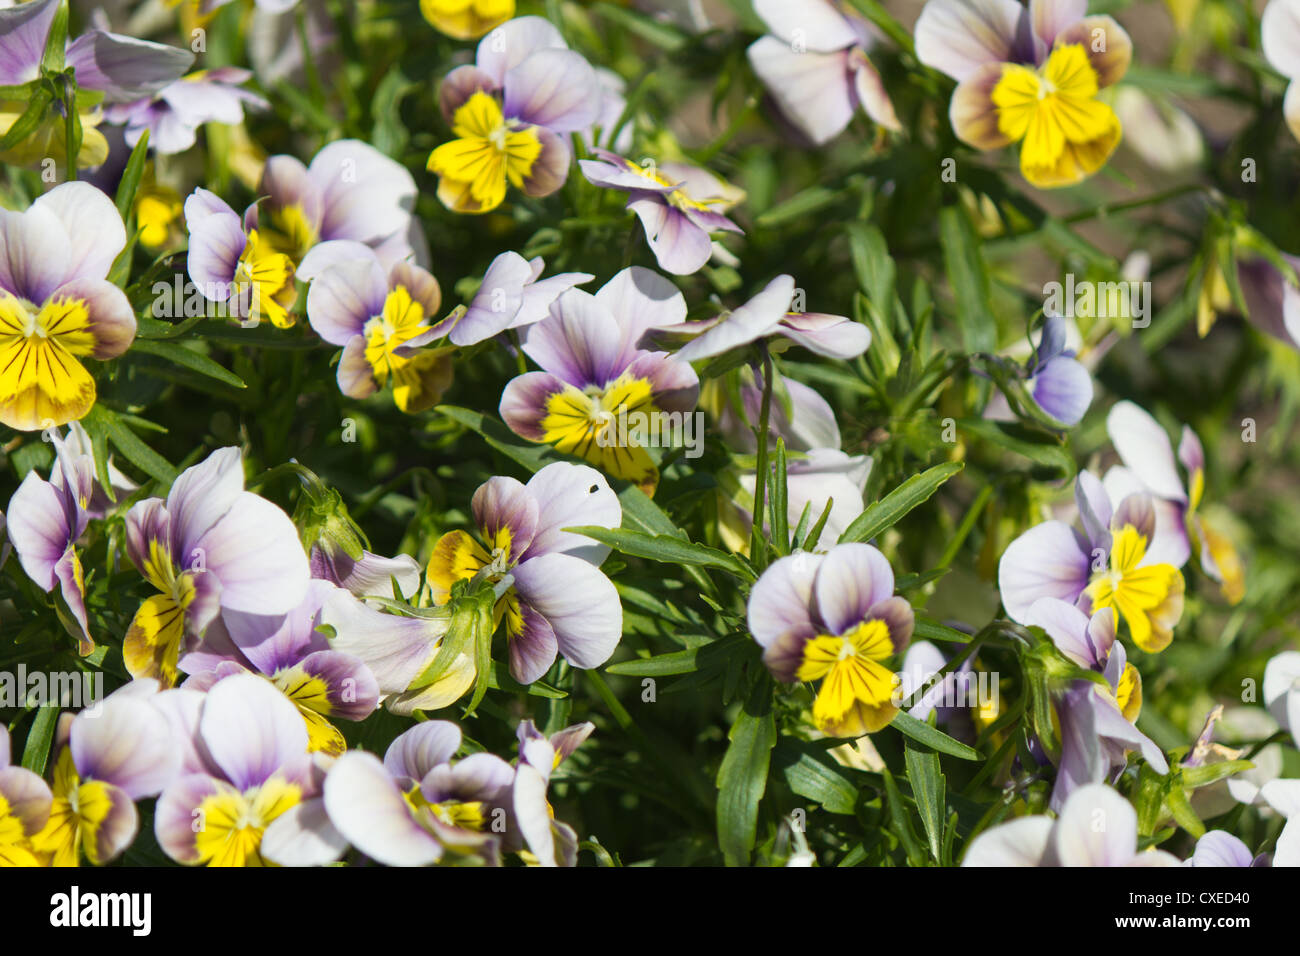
[0,201,70,303]
[65,31,194,102]
[1075,469,1112,555]
[507,601,560,685]
[518,125,571,198]
[84,781,140,865]
[950,62,1014,150]
[154,772,228,863]
[150,687,211,777]
[747,553,823,682]
[336,336,376,400]
[523,288,635,387]
[0,765,51,836]
[1028,355,1092,426]
[71,695,178,798]
[260,796,347,866]
[311,140,418,247]
[850,50,901,131]
[622,350,700,415]
[0,0,57,86]
[55,548,92,654]
[51,278,136,360]
[778,312,872,360]
[512,762,557,865]
[383,721,461,785]
[595,266,687,342]
[450,250,533,345]
[997,520,1090,622]
[961,817,1052,866]
[627,196,713,277]
[752,0,858,52]
[1051,16,1131,88]
[423,752,514,805]
[439,64,499,124]
[1189,830,1257,867]
[33,182,126,283]
[1106,401,1187,504]
[325,750,444,866]
[499,371,566,440]
[512,553,621,671]
[676,275,795,362]
[305,254,386,346]
[199,672,308,790]
[296,238,375,282]
[167,446,245,555]
[747,37,856,147]
[812,543,896,636]
[319,589,445,695]
[1048,782,1139,866]
[257,154,323,232]
[6,469,74,591]
[475,15,568,86]
[310,546,422,601]
[503,48,598,132]
[184,192,245,292]
[472,476,539,558]
[294,650,380,721]
[1177,426,1205,476]
[195,491,310,616]
[915,0,1029,82]
[578,156,677,195]
[521,462,620,564]
[1029,0,1087,52]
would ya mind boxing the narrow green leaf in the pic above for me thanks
[773,741,858,815]
[21,706,58,777]
[881,767,926,866]
[566,526,756,581]
[939,205,998,353]
[838,462,963,544]
[129,339,247,389]
[716,682,776,866]
[904,745,947,862]
[83,405,177,484]
[891,711,981,761]
[116,128,152,221]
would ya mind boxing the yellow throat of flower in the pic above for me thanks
[797,618,900,738]
[991,43,1122,189]
[1085,524,1185,654]
[0,291,98,431]
[428,91,543,214]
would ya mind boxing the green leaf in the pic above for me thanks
[566,526,756,581]
[82,405,177,485]
[1180,759,1253,789]
[881,766,926,866]
[41,1,69,73]
[755,187,839,228]
[485,662,568,699]
[716,680,776,866]
[115,127,151,221]
[128,338,247,389]
[939,205,998,354]
[904,745,947,863]
[913,616,974,644]
[890,711,980,761]
[956,418,1075,481]
[838,462,963,544]
[773,741,858,815]
[21,706,58,777]
[437,405,559,473]
[0,87,53,151]
[591,2,688,50]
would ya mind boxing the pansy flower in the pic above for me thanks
[324,720,515,866]
[0,0,193,168]
[305,244,453,413]
[1186,831,1269,867]
[253,140,427,272]
[746,0,900,145]
[998,472,1185,653]
[31,683,179,867]
[6,432,95,653]
[1263,0,1300,143]
[155,673,347,867]
[184,188,298,328]
[672,275,871,362]
[427,462,623,684]
[748,543,914,737]
[123,447,311,686]
[0,723,54,867]
[915,0,1133,188]
[103,67,267,155]
[961,783,1180,866]
[180,580,381,756]
[499,286,700,494]
[1025,598,1167,810]
[421,0,515,40]
[1105,401,1244,604]
[579,150,744,276]
[428,16,598,213]
[511,720,592,867]
[425,250,591,347]
[0,182,136,430]
[985,314,1093,426]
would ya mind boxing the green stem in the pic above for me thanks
[749,348,774,567]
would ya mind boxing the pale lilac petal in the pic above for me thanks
[306,253,386,346]
[747,38,855,146]
[997,520,1090,622]
[676,275,795,361]
[185,194,246,292]
[1030,0,1087,51]
[504,48,598,132]
[336,336,375,400]
[914,0,1028,81]
[512,553,621,670]
[297,238,375,282]
[523,289,635,387]
[6,470,73,591]
[499,371,566,441]
[1049,783,1139,867]
[1106,401,1187,504]
[508,601,560,684]
[747,553,822,682]
[1025,596,1096,668]
[1177,426,1205,475]
[512,762,557,865]
[628,196,713,277]
[1028,355,1092,426]
[196,492,310,615]
[260,796,348,866]
[1074,469,1112,554]
[961,817,1052,866]
[622,350,699,415]
[310,140,417,247]
[318,589,443,694]
[519,125,572,198]
[0,765,51,836]
[813,543,895,636]
[258,154,323,233]
[199,672,308,789]
[324,751,444,866]
[155,773,225,863]
[0,0,57,85]
[52,278,136,359]
[451,250,532,345]
[383,721,461,784]
[1189,830,1256,867]
[0,202,70,303]
[850,51,901,131]
[71,696,178,798]
[778,311,872,360]
[167,447,245,555]
[310,546,422,601]
[476,15,567,86]
[473,475,539,556]
[595,267,687,341]
[752,0,858,51]
[439,64,498,123]
[32,182,126,283]
[521,462,620,564]
[65,31,194,102]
